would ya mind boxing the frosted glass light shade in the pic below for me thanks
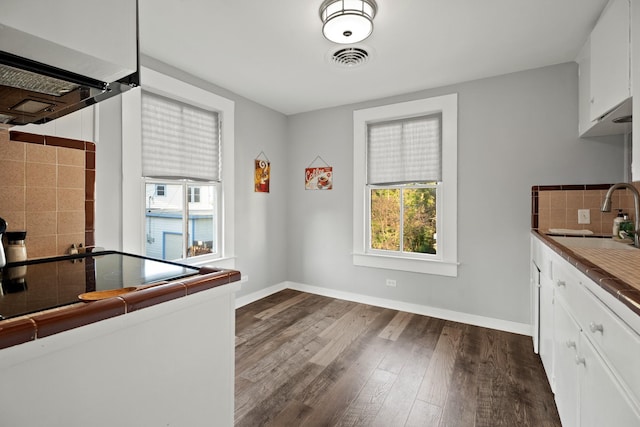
[319,0,377,44]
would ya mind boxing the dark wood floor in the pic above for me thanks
[235,289,561,427]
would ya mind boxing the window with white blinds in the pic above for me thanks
[367,114,441,185]
[142,91,220,181]
[353,94,458,277]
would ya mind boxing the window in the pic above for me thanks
[353,94,458,276]
[141,90,220,261]
[121,66,235,268]
[188,186,201,203]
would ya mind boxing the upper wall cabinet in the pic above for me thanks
[579,0,632,137]
[591,0,631,121]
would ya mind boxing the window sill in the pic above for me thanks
[352,253,458,277]
[182,255,236,270]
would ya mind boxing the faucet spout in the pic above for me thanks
[602,183,640,248]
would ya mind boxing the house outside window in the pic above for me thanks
[353,94,458,277]
[141,90,221,261]
[188,186,201,203]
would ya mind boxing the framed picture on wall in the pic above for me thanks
[254,152,270,193]
[305,166,332,190]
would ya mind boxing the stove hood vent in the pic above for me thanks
[0,51,138,126]
[0,0,139,126]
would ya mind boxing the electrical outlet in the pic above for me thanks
[386,279,396,287]
[578,209,590,224]
[241,275,249,283]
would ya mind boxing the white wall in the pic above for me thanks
[286,62,624,325]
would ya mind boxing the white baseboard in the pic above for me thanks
[235,282,288,309]
[235,281,532,336]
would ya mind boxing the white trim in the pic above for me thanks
[352,253,459,276]
[236,281,532,336]
[235,282,288,309]
[353,94,458,276]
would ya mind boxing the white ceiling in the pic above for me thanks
[138,0,608,116]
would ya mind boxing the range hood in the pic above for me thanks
[581,97,632,138]
[0,51,138,126]
[0,0,139,126]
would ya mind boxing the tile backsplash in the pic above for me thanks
[532,184,640,236]
[0,129,95,259]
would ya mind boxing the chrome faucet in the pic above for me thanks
[601,183,640,248]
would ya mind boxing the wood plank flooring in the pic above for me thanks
[235,289,561,427]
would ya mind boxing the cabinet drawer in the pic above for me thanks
[552,257,580,301]
[568,279,640,404]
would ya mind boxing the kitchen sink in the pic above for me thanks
[549,235,637,250]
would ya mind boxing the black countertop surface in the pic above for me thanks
[0,251,200,320]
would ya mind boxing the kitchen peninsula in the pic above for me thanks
[0,251,240,427]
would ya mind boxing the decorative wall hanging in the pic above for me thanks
[254,151,270,193]
[305,155,333,190]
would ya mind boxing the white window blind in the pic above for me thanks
[367,114,441,185]
[142,91,220,181]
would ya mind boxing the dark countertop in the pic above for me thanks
[0,251,240,350]
[533,230,640,317]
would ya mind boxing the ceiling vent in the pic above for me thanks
[330,47,369,68]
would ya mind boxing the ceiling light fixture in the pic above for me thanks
[319,0,378,44]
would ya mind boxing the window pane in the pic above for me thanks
[145,183,184,260]
[370,189,400,251]
[187,184,216,257]
[403,188,437,254]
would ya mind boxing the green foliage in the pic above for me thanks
[371,186,436,254]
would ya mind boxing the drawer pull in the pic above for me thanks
[575,355,586,366]
[566,340,576,349]
[556,280,566,287]
[589,322,604,334]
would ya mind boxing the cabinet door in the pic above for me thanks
[590,0,631,121]
[553,299,580,427]
[539,273,555,387]
[578,336,640,427]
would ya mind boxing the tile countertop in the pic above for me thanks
[533,231,640,317]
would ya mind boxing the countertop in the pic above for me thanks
[0,252,240,350]
[533,230,640,317]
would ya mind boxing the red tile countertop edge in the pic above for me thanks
[533,230,640,316]
[0,268,240,350]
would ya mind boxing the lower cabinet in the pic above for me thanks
[553,299,580,427]
[532,234,640,427]
[539,271,555,387]
[579,333,640,427]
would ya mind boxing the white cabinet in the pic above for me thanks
[531,235,554,386]
[539,269,555,387]
[531,234,640,427]
[577,0,632,137]
[553,298,580,427]
[590,0,631,122]
[579,335,640,427]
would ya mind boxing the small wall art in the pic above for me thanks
[305,155,333,190]
[254,151,270,193]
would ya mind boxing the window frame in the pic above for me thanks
[121,66,235,268]
[353,94,458,277]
